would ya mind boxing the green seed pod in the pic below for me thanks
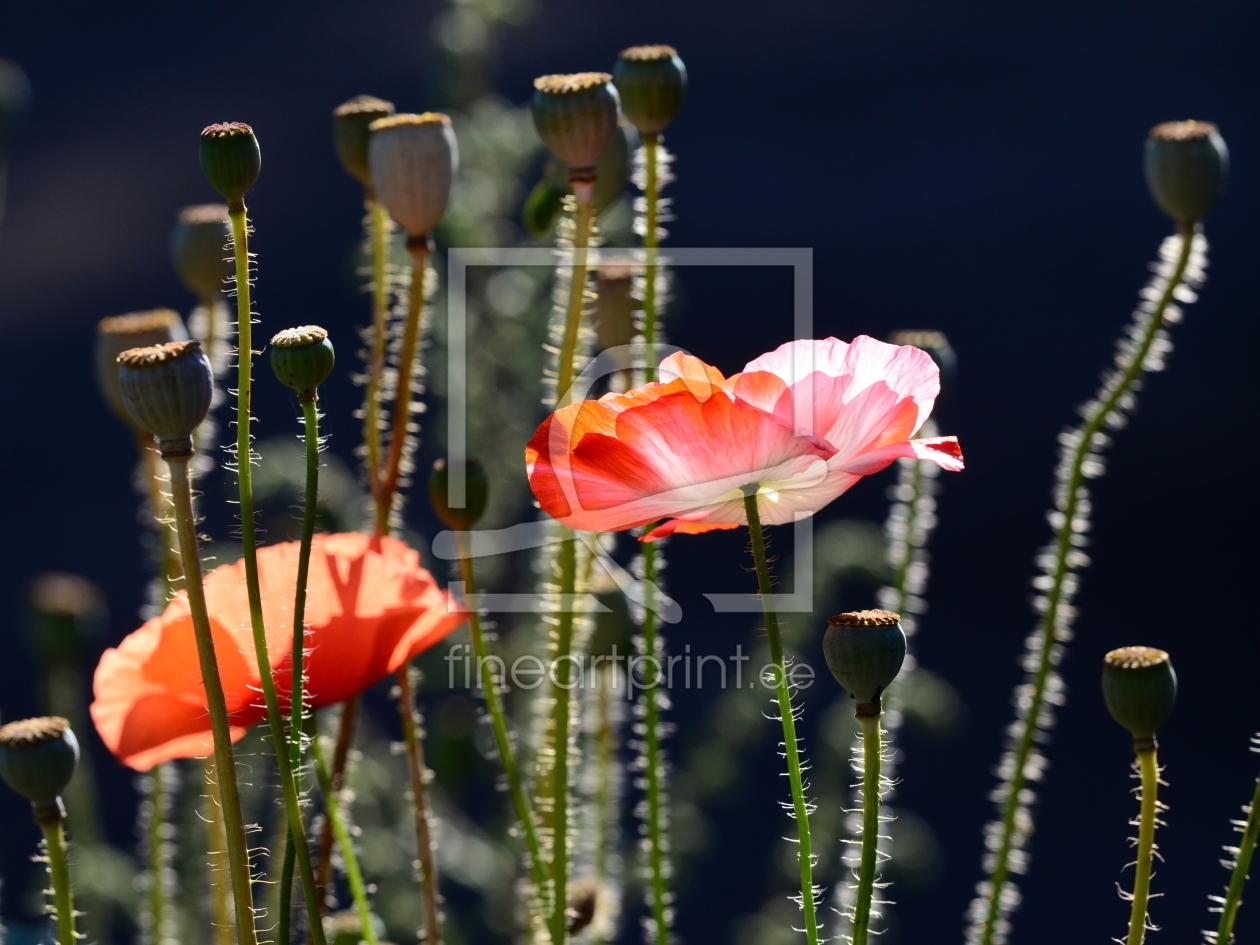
[0,717,79,821]
[613,45,686,137]
[170,203,232,301]
[1144,120,1228,226]
[368,113,458,238]
[531,73,620,177]
[823,610,907,712]
[117,340,213,457]
[1102,646,1176,748]
[888,329,957,397]
[333,95,395,191]
[270,325,335,399]
[199,122,261,208]
[96,309,189,426]
[429,458,489,530]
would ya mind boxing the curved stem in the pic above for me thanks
[308,718,378,945]
[226,206,328,945]
[396,666,442,945]
[364,198,392,503]
[852,712,883,945]
[202,759,235,945]
[977,228,1196,945]
[290,396,321,774]
[1128,747,1159,945]
[743,491,819,945]
[1214,756,1260,944]
[556,197,594,405]
[546,533,578,945]
[454,534,551,915]
[642,136,659,384]
[167,456,258,945]
[640,537,669,945]
[38,816,76,945]
[375,241,428,536]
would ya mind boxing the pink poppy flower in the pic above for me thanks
[526,335,962,539]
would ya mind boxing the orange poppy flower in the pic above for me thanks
[91,533,465,771]
[527,336,963,538]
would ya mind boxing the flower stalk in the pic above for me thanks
[39,817,76,945]
[1128,747,1160,945]
[396,665,442,945]
[201,758,235,945]
[852,710,884,945]
[743,488,819,945]
[363,198,393,486]
[1209,738,1260,945]
[639,536,669,945]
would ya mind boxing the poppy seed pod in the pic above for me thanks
[613,45,686,137]
[531,73,620,177]
[429,458,489,531]
[334,95,396,191]
[199,122,260,208]
[823,610,907,712]
[0,716,79,821]
[270,325,335,399]
[170,204,232,301]
[117,340,213,457]
[368,113,457,239]
[1102,646,1176,748]
[1144,121,1228,226]
[96,309,189,426]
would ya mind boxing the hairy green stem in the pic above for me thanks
[454,535,551,916]
[168,456,257,945]
[1128,748,1160,945]
[556,196,594,405]
[311,697,359,933]
[227,206,328,945]
[290,396,321,773]
[977,227,1195,945]
[396,666,442,945]
[363,198,391,493]
[642,136,659,383]
[641,537,669,945]
[545,533,578,945]
[148,763,169,945]
[1214,753,1260,944]
[308,718,378,945]
[375,241,428,536]
[743,490,819,945]
[39,816,76,945]
[202,759,235,945]
[278,830,296,945]
[852,712,883,945]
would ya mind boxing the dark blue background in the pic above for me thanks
[1,1,1257,943]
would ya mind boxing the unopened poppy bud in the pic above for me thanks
[334,95,395,191]
[27,572,105,666]
[0,717,79,822]
[823,610,907,714]
[531,73,620,188]
[1102,646,1176,749]
[96,309,189,426]
[199,122,260,208]
[171,204,232,301]
[1144,121,1228,226]
[117,340,213,457]
[888,329,957,397]
[368,113,457,239]
[270,325,335,399]
[429,458,489,530]
[613,45,686,137]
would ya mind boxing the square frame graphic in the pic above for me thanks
[440,246,815,615]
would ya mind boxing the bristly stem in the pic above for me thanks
[396,666,442,945]
[138,432,180,605]
[290,396,321,775]
[642,135,659,383]
[202,759,235,945]
[974,227,1199,945]
[167,455,258,945]
[556,194,594,405]
[743,489,820,945]
[852,712,883,945]
[640,537,669,945]
[1211,739,1260,944]
[312,697,359,931]
[375,240,429,536]
[39,816,76,945]
[1128,747,1160,945]
[363,198,392,495]
[454,534,551,914]
[547,532,579,945]
[145,763,172,945]
[308,716,379,945]
[226,206,328,945]
[278,830,296,945]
